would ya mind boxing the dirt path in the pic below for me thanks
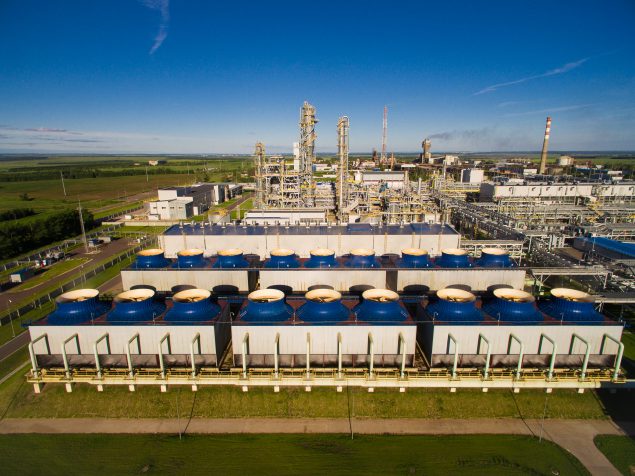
[0,417,631,475]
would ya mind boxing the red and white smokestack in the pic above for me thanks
[539,116,551,175]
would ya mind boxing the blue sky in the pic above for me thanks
[0,0,634,154]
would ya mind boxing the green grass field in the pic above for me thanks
[594,435,635,476]
[0,434,589,476]
[0,368,610,420]
[7,258,88,292]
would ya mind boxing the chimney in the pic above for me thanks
[539,116,551,175]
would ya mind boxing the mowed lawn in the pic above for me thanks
[594,435,635,476]
[0,371,610,420]
[0,434,589,476]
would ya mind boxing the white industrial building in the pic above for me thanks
[461,169,484,184]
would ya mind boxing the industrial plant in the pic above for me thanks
[25,101,634,395]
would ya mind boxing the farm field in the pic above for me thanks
[0,433,589,476]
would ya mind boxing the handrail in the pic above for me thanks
[61,333,80,380]
[93,333,110,379]
[538,333,557,380]
[306,332,311,379]
[600,333,624,382]
[242,333,249,378]
[190,333,201,378]
[337,332,342,379]
[570,333,590,380]
[477,334,491,379]
[126,333,140,378]
[274,333,280,379]
[448,333,458,379]
[368,332,374,377]
[158,332,170,379]
[28,333,50,379]
[399,332,406,379]
[508,333,524,380]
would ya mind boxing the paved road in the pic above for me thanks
[0,333,29,361]
[0,417,631,475]
[0,237,136,310]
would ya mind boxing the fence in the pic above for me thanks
[0,224,123,272]
[0,236,156,328]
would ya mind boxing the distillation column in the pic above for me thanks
[253,142,265,209]
[337,116,350,223]
[538,116,551,175]
[299,101,318,207]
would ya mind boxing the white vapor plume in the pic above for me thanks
[141,0,170,54]
[474,57,589,95]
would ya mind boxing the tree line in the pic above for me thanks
[0,209,95,260]
[0,208,36,222]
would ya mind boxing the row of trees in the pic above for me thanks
[0,209,94,260]
[0,166,192,182]
[0,208,36,222]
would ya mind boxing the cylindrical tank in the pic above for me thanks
[134,248,170,268]
[476,248,515,268]
[176,249,206,268]
[345,248,381,268]
[353,289,409,324]
[47,289,110,325]
[435,248,472,268]
[296,289,350,324]
[164,289,221,324]
[213,248,250,268]
[238,289,294,323]
[538,288,604,323]
[304,248,339,268]
[425,288,484,323]
[398,248,433,268]
[264,249,300,269]
[483,289,542,324]
[107,289,165,324]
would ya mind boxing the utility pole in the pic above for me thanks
[145,166,149,183]
[60,171,67,197]
[78,199,89,254]
[381,105,388,166]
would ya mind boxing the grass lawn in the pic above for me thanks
[92,200,145,219]
[0,346,29,381]
[7,258,89,292]
[0,371,609,419]
[0,433,589,476]
[594,435,635,476]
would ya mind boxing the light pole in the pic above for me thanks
[7,299,15,338]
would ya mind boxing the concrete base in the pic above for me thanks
[128,384,136,392]
[65,383,73,393]
[399,387,406,393]
[305,386,312,392]
[368,388,374,393]
[191,384,198,392]
[160,384,167,393]
[450,387,456,393]
[32,383,42,394]
[274,386,280,393]
[513,387,520,393]
[482,388,488,393]
[336,386,343,392]
[577,388,585,394]
[97,384,104,392]
[242,386,248,392]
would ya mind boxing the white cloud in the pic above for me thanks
[141,0,170,55]
[474,57,589,95]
